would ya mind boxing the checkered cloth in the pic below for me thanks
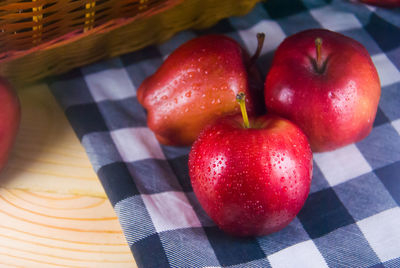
[49,0,400,267]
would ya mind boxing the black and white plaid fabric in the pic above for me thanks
[49,0,400,267]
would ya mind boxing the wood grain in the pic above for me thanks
[0,189,136,267]
[0,83,136,267]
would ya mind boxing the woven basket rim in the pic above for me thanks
[0,0,184,61]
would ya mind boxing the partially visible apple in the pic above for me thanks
[138,34,265,146]
[264,29,380,152]
[189,93,312,237]
[0,77,20,172]
[359,0,400,7]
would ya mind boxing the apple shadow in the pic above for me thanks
[257,51,275,78]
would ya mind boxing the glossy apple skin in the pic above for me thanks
[264,29,381,152]
[360,0,400,7]
[138,35,264,146]
[189,114,312,237]
[0,78,20,172]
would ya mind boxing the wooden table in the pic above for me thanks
[0,84,136,267]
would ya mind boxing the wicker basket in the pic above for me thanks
[0,0,261,87]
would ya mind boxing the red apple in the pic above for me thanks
[138,34,265,146]
[189,93,312,237]
[0,77,20,172]
[359,0,400,8]
[264,29,380,152]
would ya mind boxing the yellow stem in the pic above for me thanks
[236,92,249,128]
[315,37,322,68]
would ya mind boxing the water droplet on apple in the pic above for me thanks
[161,95,168,100]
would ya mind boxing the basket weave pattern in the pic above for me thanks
[0,0,261,86]
[0,0,177,52]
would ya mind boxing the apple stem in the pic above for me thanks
[236,92,250,129]
[315,37,322,71]
[248,33,266,69]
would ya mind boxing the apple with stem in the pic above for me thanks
[138,34,266,146]
[0,77,20,173]
[264,29,381,152]
[189,92,312,237]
